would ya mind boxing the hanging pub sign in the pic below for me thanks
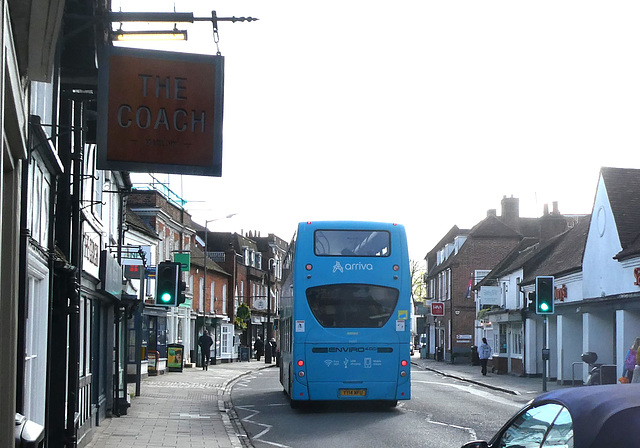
[97,46,224,176]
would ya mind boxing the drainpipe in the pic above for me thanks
[16,131,30,413]
[65,97,85,447]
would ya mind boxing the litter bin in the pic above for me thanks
[436,347,444,361]
[471,346,480,366]
[15,413,44,448]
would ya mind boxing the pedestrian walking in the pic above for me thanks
[478,337,492,376]
[254,336,264,361]
[198,330,213,370]
[268,338,277,363]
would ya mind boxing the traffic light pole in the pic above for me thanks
[542,316,547,392]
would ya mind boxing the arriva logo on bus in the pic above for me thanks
[332,261,374,273]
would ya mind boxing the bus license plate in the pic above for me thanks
[340,389,367,397]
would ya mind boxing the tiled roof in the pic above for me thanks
[190,245,230,276]
[469,214,522,239]
[425,225,468,257]
[522,216,590,283]
[126,206,159,240]
[475,237,540,287]
[602,167,640,259]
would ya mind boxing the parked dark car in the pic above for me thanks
[462,384,640,448]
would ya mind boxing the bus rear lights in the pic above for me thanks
[297,360,304,367]
[400,371,407,377]
[393,265,399,271]
[401,360,408,367]
[305,264,313,271]
[298,371,305,377]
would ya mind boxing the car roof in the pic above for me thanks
[531,384,640,447]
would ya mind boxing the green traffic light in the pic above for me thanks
[161,292,173,303]
[539,303,549,312]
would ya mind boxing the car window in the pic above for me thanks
[542,407,573,448]
[495,403,573,448]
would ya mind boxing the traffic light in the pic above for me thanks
[527,292,536,312]
[177,280,187,306]
[156,261,180,306]
[535,276,555,315]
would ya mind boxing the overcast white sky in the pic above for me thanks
[119,1,640,261]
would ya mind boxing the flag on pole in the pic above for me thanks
[466,274,474,298]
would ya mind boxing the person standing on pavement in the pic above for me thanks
[254,336,264,361]
[625,338,640,381]
[198,330,213,371]
[478,337,492,376]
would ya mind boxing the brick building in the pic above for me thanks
[423,196,582,363]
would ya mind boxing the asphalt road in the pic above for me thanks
[231,366,529,448]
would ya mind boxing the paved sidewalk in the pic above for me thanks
[83,355,570,447]
[83,360,274,448]
[411,354,569,399]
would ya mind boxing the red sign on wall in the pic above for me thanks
[431,302,445,316]
[97,46,224,176]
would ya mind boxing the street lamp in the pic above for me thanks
[202,213,237,365]
[265,257,278,363]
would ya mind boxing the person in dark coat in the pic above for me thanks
[268,338,277,363]
[198,330,213,370]
[254,337,264,361]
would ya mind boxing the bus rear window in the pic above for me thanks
[314,230,391,257]
[306,284,399,328]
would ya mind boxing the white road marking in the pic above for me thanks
[429,419,477,440]
[236,404,292,448]
[412,380,522,408]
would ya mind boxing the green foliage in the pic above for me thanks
[235,303,251,330]
[234,316,247,331]
[411,259,426,300]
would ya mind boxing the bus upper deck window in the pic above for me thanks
[314,230,391,257]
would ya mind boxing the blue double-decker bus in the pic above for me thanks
[279,221,411,408]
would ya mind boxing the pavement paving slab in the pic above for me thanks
[82,355,571,447]
[82,361,273,448]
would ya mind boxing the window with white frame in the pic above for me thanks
[199,278,204,312]
[221,325,231,355]
[210,281,215,313]
[512,324,523,356]
[222,284,227,315]
[501,282,508,307]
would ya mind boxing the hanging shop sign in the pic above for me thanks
[173,252,191,272]
[431,302,445,316]
[479,286,501,306]
[97,46,224,176]
[99,250,123,300]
